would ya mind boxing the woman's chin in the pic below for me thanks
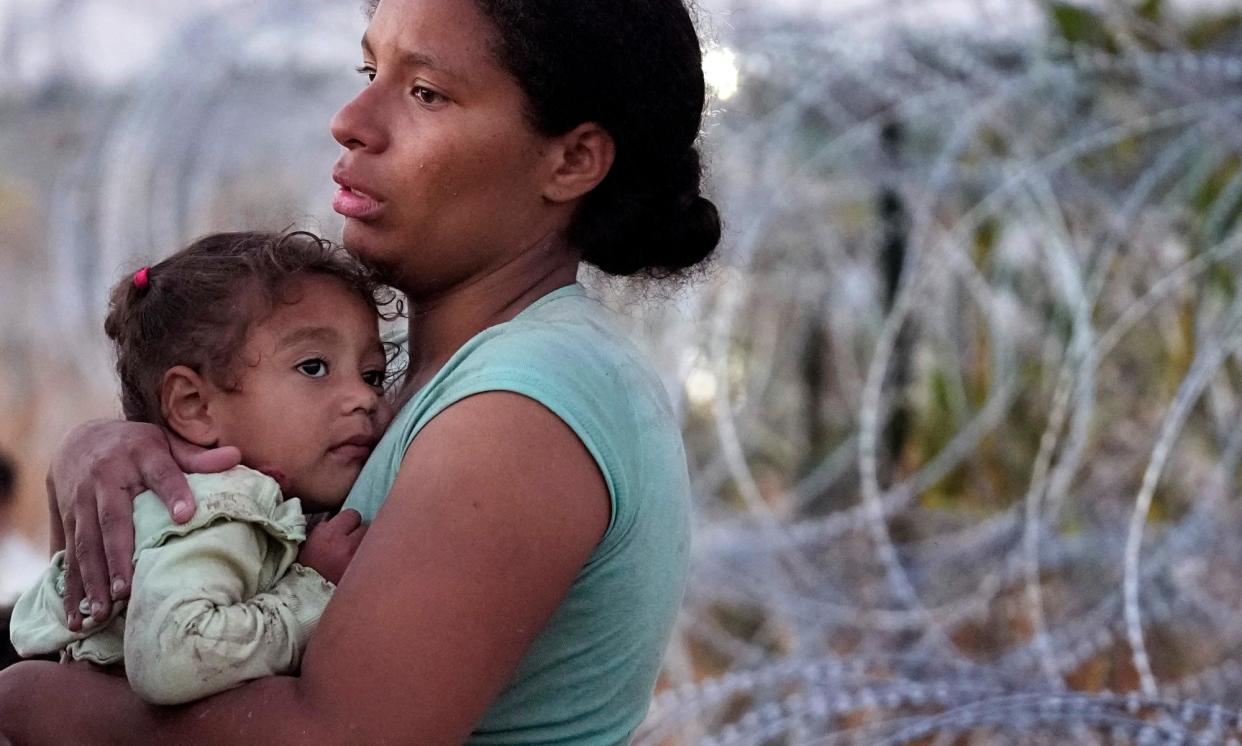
[340,221,378,257]
[342,228,401,278]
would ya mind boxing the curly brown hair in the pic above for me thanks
[104,231,398,426]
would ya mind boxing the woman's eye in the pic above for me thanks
[355,65,377,83]
[362,370,386,388]
[412,86,443,105]
[297,359,329,378]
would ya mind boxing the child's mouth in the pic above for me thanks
[328,434,376,464]
[328,443,371,463]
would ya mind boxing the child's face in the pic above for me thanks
[210,274,392,510]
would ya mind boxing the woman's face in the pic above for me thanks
[330,0,556,295]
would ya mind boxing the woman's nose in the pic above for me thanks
[330,85,389,153]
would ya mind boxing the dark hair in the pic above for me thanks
[104,231,397,426]
[366,0,721,279]
[0,452,14,503]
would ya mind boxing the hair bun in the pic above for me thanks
[475,0,719,280]
[662,194,722,273]
[576,146,722,278]
[575,188,721,278]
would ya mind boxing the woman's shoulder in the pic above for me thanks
[463,284,636,368]
[408,286,673,448]
[446,286,661,400]
[355,284,685,526]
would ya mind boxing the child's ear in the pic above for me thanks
[541,122,616,204]
[160,366,220,447]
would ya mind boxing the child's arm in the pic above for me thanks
[8,551,126,663]
[122,520,333,705]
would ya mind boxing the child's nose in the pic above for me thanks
[342,378,380,415]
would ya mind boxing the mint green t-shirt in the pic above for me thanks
[344,283,691,745]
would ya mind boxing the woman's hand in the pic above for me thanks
[48,420,241,630]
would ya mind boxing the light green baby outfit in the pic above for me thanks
[9,466,333,705]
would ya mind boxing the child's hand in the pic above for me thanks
[297,509,367,585]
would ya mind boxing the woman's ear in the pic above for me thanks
[542,122,616,204]
[160,366,220,447]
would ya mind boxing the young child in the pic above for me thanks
[9,230,394,705]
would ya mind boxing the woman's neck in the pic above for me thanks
[397,245,579,399]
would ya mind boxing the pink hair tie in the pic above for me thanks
[133,267,151,292]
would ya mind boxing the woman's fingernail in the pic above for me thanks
[111,578,126,596]
[173,501,191,521]
[90,600,104,616]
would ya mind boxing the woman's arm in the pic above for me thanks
[0,661,310,745]
[3,391,609,744]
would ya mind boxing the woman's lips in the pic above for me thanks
[333,185,383,221]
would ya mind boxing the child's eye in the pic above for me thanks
[355,65,377,83]
[362,369,386,389]
[296,359,329,378]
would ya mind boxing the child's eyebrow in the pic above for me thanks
[276,326,342,351]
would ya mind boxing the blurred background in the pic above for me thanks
[7,0,1242,742]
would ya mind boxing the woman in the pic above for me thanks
[0,0,719,741]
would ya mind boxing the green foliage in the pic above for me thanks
[1047,2,1118,52]
[1135,0,1163,24]
[1185,10,1242,50]
[1044,0,1242,53]
[973,216,1001,271]
[1188,156,1242,297]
